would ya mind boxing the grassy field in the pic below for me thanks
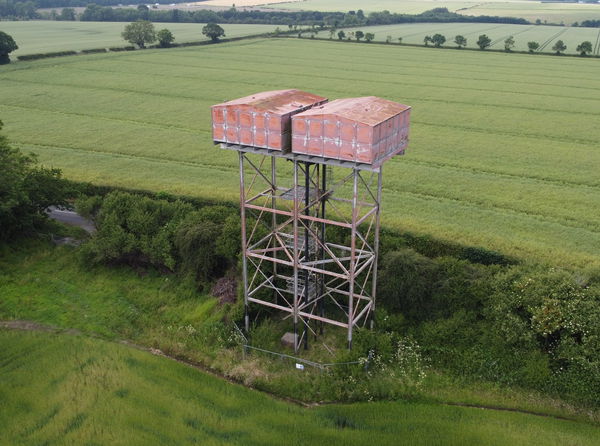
[0,21,277,56]
[269,0,600,24]
[3,241,599,421]
[1,38,600,268]
[339,22,600,54]
[2,329,599,445]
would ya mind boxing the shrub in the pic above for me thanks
[81,48,107,54]
[17,51,77,61]
[109,46,136,52]
[485,267,600,404]
[78,193,240,288]
[79,191,193,270]
[378,249,439,319]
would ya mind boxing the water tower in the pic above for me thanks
[212,90,411,352]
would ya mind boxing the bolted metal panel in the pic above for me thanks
[291,96,411,166]
[212,89,328,152]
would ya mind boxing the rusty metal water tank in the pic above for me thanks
[212,89,328,151]
[291,97,411,166]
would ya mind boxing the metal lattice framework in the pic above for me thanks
[224,143,382,352]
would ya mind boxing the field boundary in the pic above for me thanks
[281,34,600,59]
[0,319,594,423]
[14,32,278,61]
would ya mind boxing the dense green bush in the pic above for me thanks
[378,246,600,406]
[108,46,136,52]
[78,192,240,288]
[81,48,107,54]
[0,120,71,240]
[485,267,600,404]
[378,249,492,321]
[79,191,194,270]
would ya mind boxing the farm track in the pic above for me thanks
[0,320,586,423]
[594,28,600,55]
[538,27,568,52]
[490,25,535,47]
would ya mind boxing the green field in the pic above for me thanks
[2,329,599,445]
[339,22,600,54]
[270,0,600,24]
[1,38,600,268]
[0,21,277,56]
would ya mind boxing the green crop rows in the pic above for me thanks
[339,22,600,54]
[2,329,599,445]
[271,0,600,24]
[1,38,599,268]
[0,20,277,56]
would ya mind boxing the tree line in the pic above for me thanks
[1,1,530,27]
[307,29,595,57]
[417,32,593,55]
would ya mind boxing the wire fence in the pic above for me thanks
[234,323,370,371]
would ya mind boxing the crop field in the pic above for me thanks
[1,329,599,445]
[1,38,600,268]
[340,22,600,54]
[270,0,600,24]
[460,2,600,25]
[0,21,277,56]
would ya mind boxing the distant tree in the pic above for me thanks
[477,34,491,50]
[355,30,364,41]
[59,7,76,20]
[364,32,374,42]
[552,39,566,55]
[337,30,345,40]
[431,33,446,47]
[121,20,156,49]
[356,9,364,20]
[423,35,432,46]
[453,35,467,49]
[202,22,225,42]
[504,35,515,52]
[136,3,149,19]
[527,41,540,53]
[0,31,18,64]
[397,37,403,44]
[157,28,174,47]
[385,35,392,44]
[329,28,336,39]
[535,18,542,25]
[576,41,592,56]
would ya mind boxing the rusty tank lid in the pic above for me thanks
[295,96,411,126]
[212,89,328,116]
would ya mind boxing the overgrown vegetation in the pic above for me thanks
[0,120,71,240]
[77,191,239,288]
[65,190,600,409]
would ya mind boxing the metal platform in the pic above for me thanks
[219,143,381,173]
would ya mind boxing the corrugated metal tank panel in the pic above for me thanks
[212,89,328,151]
[292,97,411,166]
